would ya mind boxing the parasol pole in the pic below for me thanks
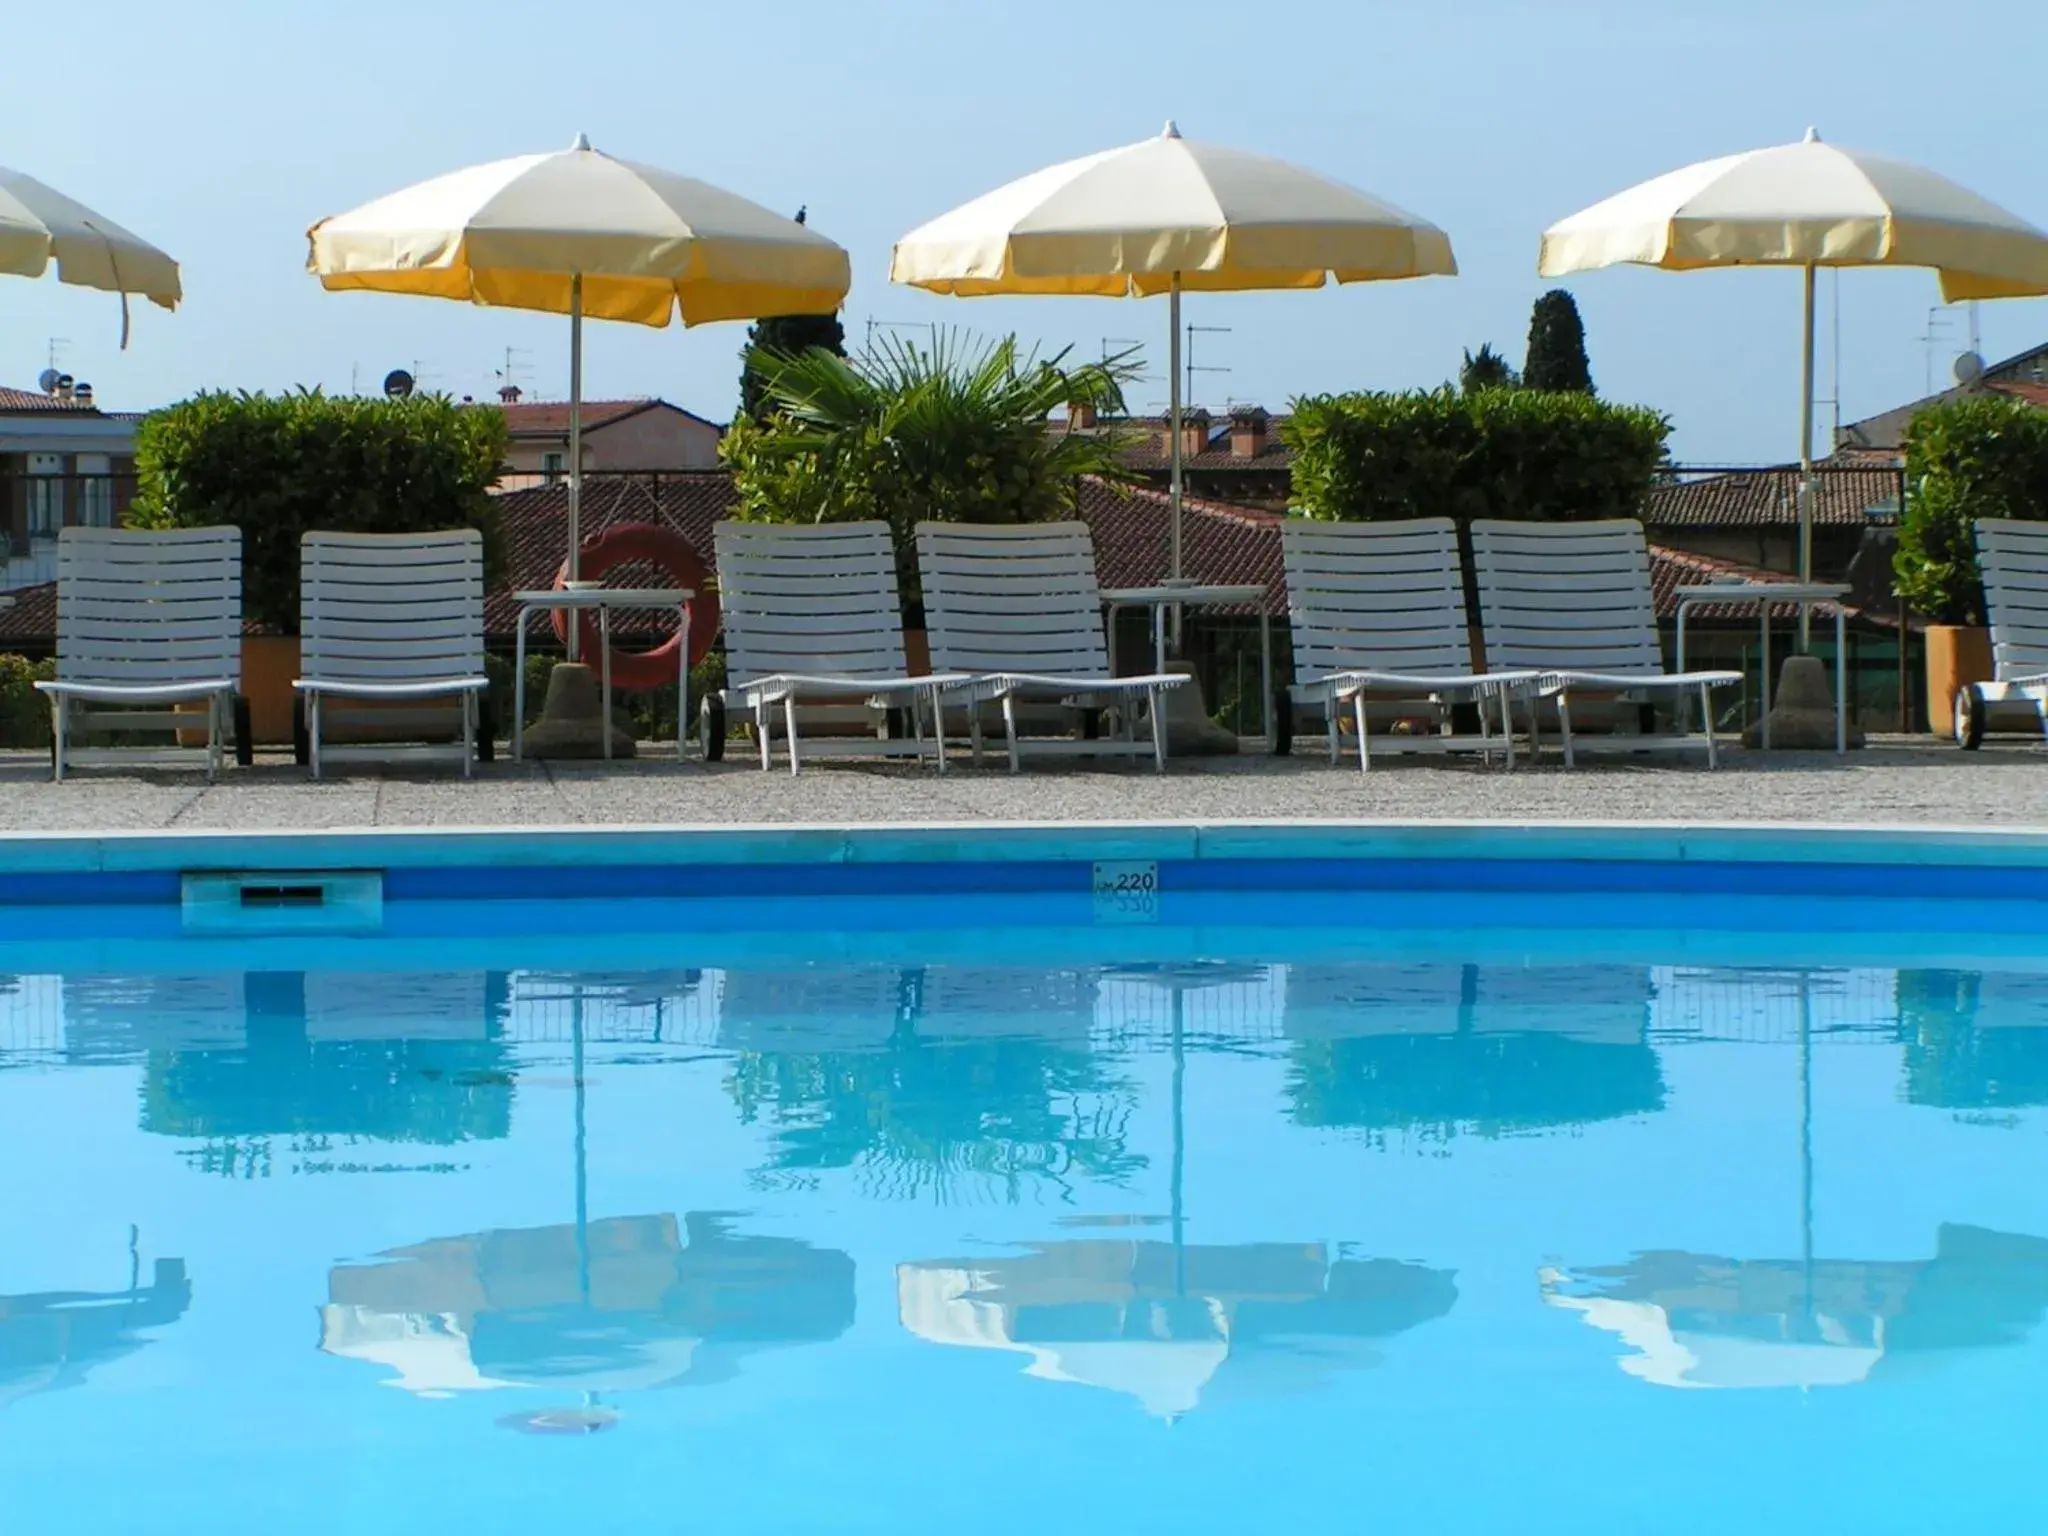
[1168,271,1186,651]
[1797,261,1817,651]
[566,271,585,659]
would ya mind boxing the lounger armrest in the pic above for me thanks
[295,677,490,699]
[738,672,974,705]
[1535,669,1742,693]
[35,679,237,703]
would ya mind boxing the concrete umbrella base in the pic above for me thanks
[1744,654,1863,751]
[520,662,637,760]
[1156,660,1241,756]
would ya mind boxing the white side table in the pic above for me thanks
[1673,582,1849,753]
[512,588,695,761]
[1100,581,1275,752]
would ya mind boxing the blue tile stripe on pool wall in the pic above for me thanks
[5,823,2048,907]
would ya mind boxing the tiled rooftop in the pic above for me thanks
[0,385,102,414]
[1642,467,1903,529]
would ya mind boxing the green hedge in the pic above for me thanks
[0,654,53,749]
[1282,387,1670,525]
[1893,395,2048,625]
[128,390,509,635]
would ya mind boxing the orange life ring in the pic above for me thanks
[551,522,719,692]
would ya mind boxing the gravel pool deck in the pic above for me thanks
[0,736,2039,833]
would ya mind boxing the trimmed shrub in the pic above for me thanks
[1893,395,2048,625]
[1283,387,1669,525]
[128,390,509,634]
[0,653,53,749]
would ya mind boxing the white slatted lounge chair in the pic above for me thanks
[914,520,1185,772]
[708,520,968,775]
[35,526,244,781]
[1470,518,1742,768]
[1281,517,1539,772]
[294,530,490,780]
[1958,519,2048,748]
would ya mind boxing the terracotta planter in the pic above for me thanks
[242,636,301,746]
[1925,624,1992,740]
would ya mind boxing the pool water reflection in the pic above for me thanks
[3,947,2048,1532]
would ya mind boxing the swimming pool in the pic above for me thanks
[3,823,2047,1533]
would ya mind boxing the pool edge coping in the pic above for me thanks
[6,816,2048,876]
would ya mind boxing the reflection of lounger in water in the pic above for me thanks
[0,1258,192,1409]
[1283,964,1662,1134]
[60,974,249,1058]
[914,967,1098,1043]
[1542,1224,2048,1389]
[321,1212,855,1396]
[720,966,1100,1055]
[1284,963,1650,1045]
[303,971,491,1042]
[719,966,906,1055]
[898,1239,1455,1418]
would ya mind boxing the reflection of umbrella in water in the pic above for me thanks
[1548,974,2048,1387]
[321,1210,854,1397]
[899,1239,1454,1419]
[323,991,851,1414]
[905,963,1453,1418]
[1,1233,190,1409]
[1541,1225,2048,1389]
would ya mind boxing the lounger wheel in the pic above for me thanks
[291,697,310,766]
[1955,684,1987,750]
[699,694,727,762]
[233,696,254,767]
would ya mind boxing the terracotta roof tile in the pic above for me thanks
[486,398,724,437]
[1647,544,1850,623]
[0,385,101,414]
[1644,467,1903,529]
[1993,381,2048,409]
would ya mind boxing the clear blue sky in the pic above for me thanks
[4,0,2043,463]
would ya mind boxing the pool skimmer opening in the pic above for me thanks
[181,871,384,934]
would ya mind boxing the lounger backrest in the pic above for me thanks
[714,520,908,683]
[1282,517,1472,679]
[1975,519,2048,682]
[1469,518,1664,674]
[55,526,242,688]
[914,521,1110,677]
[299,530,485,685]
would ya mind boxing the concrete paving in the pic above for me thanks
[0,736,2041,832]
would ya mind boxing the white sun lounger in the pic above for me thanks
[914,520,1185,772]
[1281,517,1540,771]
[1959,518,2048,747]
[35,526,244,781]
[708,520,969,774]
[1470,518,1742,767]
[294,530,490,780]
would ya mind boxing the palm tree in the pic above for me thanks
[721,330,1143,600]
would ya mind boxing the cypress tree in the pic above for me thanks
[1524,289,1595,394]
[738,206,848,419]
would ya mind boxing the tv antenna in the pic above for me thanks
[46,338,70,374]
[496,345,532,396]
[1921,307,1961,398]
[1185,322,1231,408]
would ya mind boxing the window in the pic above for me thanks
[542,451,565,483]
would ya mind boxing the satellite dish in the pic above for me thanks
[37,368,60,395]
[1955,351,1986,386]
[383,369,416,399]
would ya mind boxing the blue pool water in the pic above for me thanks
[4,883,2048,1532]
